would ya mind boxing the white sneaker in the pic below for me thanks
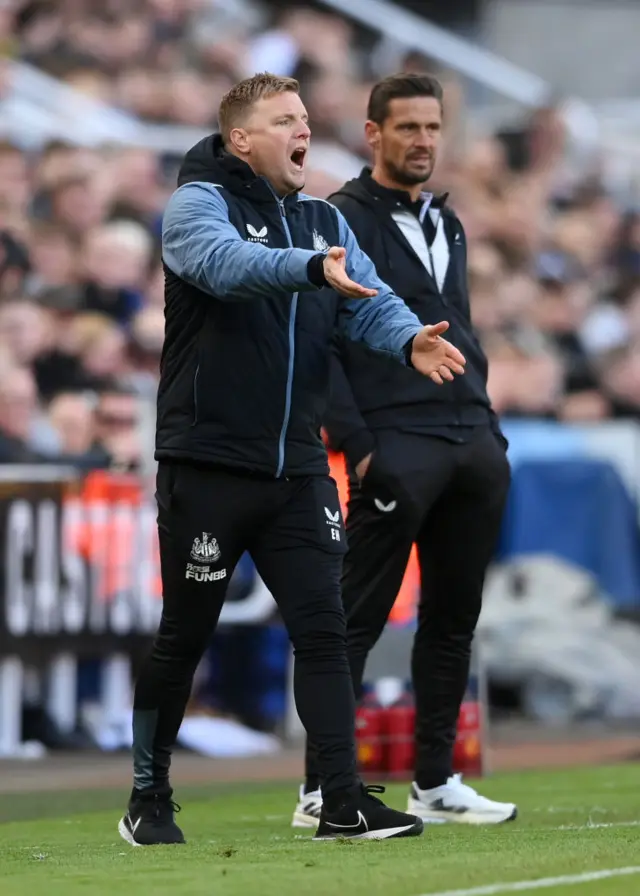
[291,784,322,828]
[407,774,517,825]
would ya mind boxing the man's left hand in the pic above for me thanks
[410,322,466,384]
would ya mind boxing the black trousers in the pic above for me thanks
[133,462,358,797]
[306,425,510,788]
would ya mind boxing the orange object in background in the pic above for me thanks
[65,470,162,604]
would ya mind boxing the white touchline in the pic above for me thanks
[421,866,640,896]
[554,820,640,831]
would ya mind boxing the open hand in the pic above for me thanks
[410,321,466,384]
[323,247,378,299]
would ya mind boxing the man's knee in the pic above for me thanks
[347,615,387,657]
[427,607,482,643]
[419,585,483,638]
[288,598,347,661]
[151,614,211,673]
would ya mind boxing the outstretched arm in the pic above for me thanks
[162,182,323,301]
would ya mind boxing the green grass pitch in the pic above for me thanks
[0,764,638,896]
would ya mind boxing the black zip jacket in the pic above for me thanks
[325,168,503,466]
[155,138,425,477]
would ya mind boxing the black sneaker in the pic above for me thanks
[313,784,424,841]
[118,785,186,846]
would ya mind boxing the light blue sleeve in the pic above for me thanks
[334,208,423,358]
[162,182,321,301]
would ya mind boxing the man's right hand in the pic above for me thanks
[355,452,373,481]
[323,247,378,299]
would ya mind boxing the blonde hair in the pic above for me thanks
[218,72,300,142]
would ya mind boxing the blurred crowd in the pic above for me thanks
[0,0,640,471]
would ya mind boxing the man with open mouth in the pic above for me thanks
[118,71,466,847]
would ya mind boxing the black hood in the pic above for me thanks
[177,133,227,187]
[329,167,448,218]
[177,133,297,207]
[177,133,259,190]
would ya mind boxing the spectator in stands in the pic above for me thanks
[0,365,47,462]
[124,307,164,399]
[27,222,78,294]
[70,312,127,384]
[48,391,97,456]
[79,220,153,323]
[33,142,99,201]
[598,347,640,418]
[484,332,564,419]
[115,66,170,120]
[0,298,50,368]
[466,241,509,334]
[31,288,98,399]
[167,69,219,127]
[0,140,30,216]
[106,147,166,229]
[614,211,640,291]
[528,253,595,382]
[94,387,142,471]
[0,230,30,298]
[46,174,109,240]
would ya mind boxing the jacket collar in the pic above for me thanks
[358,167,449,216]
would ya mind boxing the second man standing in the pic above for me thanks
[295,73,516,828]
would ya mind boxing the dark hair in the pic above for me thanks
[367,73,443,125]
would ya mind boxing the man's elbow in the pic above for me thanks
[185,252,246,300]
[196,273,246,301]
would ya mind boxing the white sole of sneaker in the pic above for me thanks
[313,821,422,841]
[118,817,141,847]
[407,802,518,825]
[292,811,320,829]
